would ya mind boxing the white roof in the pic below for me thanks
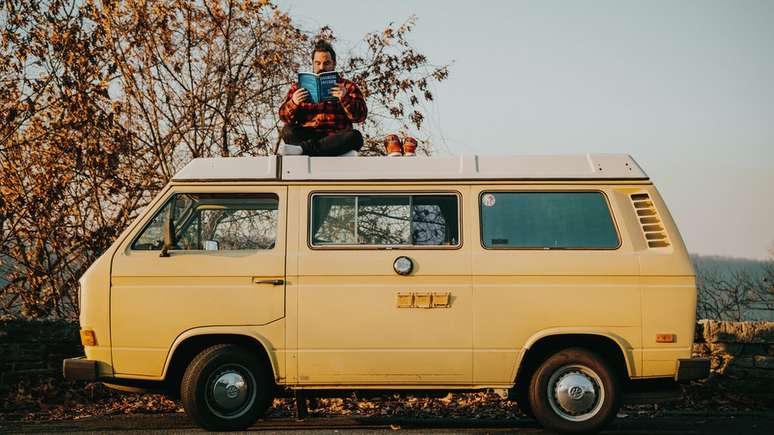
[172,154,648,182]
[173,157,278,181]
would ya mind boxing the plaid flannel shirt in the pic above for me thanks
[278,78,367,136]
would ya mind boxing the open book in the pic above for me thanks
[298,71,339,103]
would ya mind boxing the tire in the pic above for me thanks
[181,344,273,431]
[528,348,620,434]
[513,386,535,419]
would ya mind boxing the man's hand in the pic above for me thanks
[292,88,309,105]
[330,83,348,100]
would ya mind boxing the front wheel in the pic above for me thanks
[181,344,273,431]
[528,348,620,433]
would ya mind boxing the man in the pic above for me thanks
[277,41,367,156]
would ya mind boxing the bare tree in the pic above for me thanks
[1,0,142,318]
[695,252,774,321]
[0,0,449,318]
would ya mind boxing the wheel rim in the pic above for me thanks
[547,364,605,422]
[205,363,257,419]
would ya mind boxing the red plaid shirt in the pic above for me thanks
[278,78,367,136]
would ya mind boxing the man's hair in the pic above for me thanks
[312,40,336,63]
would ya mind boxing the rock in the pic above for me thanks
[729,356,755,369]
[753,355,774,370]
[694,322,705,343]
[692,343,711,356]
[740,343,768,356]
[709,342,743,355]
[700,320,774,344]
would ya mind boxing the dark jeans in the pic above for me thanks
[280,125,363,157]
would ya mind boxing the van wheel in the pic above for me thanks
[181,344,273,431]
[528,348,620,433]
[514,387,534,419]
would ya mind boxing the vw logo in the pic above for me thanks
[226,384,240,399]
[568,385,584,400]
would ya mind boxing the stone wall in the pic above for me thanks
[692,320,774,403]
[0,320,81,390]
[694,320,774,375]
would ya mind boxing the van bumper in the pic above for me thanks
[62,357,97,381]
[675,357,710,382]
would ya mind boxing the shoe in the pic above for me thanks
[278,144,303,156]
[340,150,359,157]
[385,134,402,156]
[403,136,417,156]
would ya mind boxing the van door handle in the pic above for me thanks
[253,278,284,285]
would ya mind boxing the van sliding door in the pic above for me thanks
[294,186,473,386]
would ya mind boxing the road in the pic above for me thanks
[1,413,773,434]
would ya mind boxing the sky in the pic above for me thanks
[277,0,774,260]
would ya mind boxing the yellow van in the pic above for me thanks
[64,154,708,433]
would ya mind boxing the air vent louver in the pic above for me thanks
[630,193,671,248]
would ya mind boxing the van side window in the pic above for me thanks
[132,193,279,251]
[311,194,459,247]
[480,192,619,249]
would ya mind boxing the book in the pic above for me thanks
[298,71,339,103]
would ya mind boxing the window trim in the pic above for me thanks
[477,189,622,251]
[129,192,281,252]
[308,190,463,250]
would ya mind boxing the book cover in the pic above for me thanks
[298,71,339,103]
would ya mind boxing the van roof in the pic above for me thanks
[172,154,648,182]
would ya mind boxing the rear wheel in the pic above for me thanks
[528,347,620,433]
[181,344,273,431]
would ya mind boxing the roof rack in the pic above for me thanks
[172,154,648,182]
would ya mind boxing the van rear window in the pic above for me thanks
[479,192,619,249]
[311,194,459,247]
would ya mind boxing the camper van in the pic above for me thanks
[64,154,709,433]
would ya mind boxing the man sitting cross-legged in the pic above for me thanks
[277,40,367,157]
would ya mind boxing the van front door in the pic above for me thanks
[295,187,472,386]
[110,186,287,376]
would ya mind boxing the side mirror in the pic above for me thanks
[160,205,175,258]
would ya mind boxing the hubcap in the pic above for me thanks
[547,364,605,422]
[206,364,256,419]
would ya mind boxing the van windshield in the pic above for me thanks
[132,193,279,251]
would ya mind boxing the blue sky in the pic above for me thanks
[278,0,774,259]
